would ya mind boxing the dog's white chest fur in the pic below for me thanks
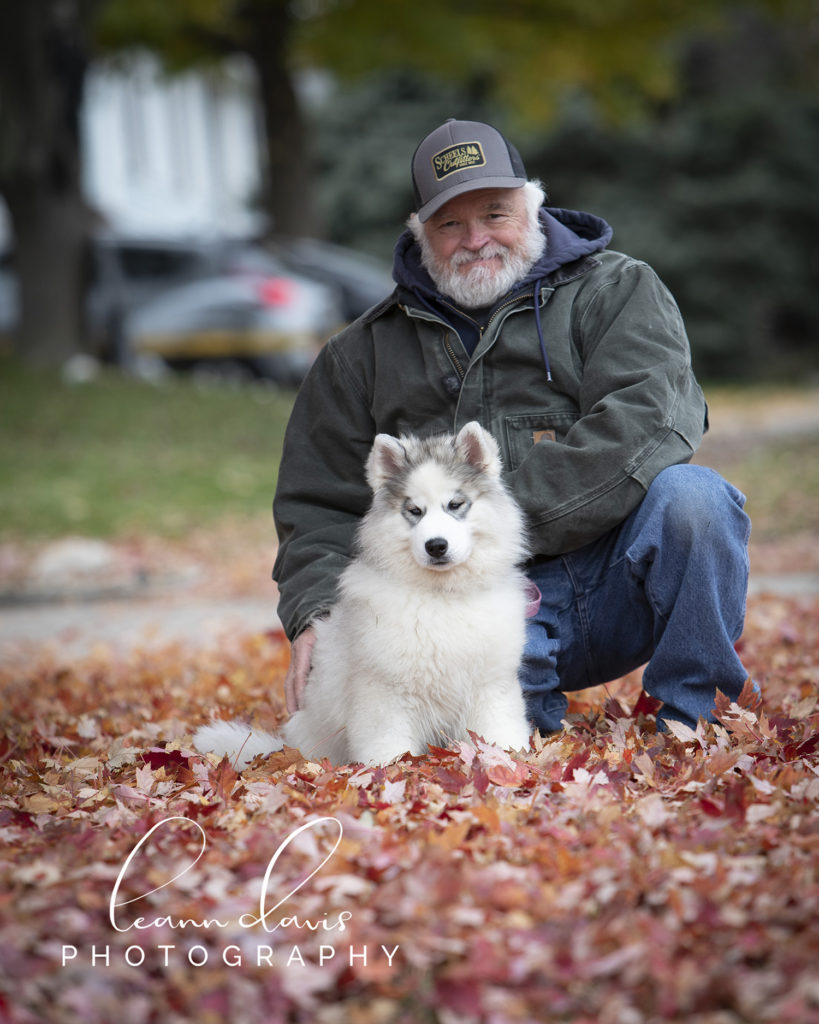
[285,568,529,766]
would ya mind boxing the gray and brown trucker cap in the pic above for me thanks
[411,119,527,222]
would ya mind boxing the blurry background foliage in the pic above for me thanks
[1,0,817,379]
[305,4,818,381]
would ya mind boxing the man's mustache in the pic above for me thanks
[451,245,508,268]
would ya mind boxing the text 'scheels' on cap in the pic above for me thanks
[411,118,528,222]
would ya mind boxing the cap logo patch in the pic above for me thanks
[431,142,486,181]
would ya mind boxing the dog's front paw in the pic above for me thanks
[469,715,531,753]
[349,737,419,767]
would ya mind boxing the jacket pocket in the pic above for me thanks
[503,411,580,470]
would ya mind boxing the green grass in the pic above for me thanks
[696,383,819,542]
[0,360,296,539]
[1,362,817,545]
[720,434,819,540]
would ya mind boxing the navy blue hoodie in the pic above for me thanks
[392,206,613,364]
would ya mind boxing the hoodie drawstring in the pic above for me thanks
[533,278,553,382]
[414,280,554,383]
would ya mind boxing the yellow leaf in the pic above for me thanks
[23,793,61,814]
[430,820,471,851]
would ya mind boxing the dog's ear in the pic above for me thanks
[455,421,501,479]
[366,435,407,490]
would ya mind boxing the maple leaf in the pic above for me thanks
[433,765,469,794]
[141,747,192,772]
[664,720,700,745]
[632,690,663,718]
[603,695,629,721]
[563,746,592,781]
[484,761,530,789]
[262,745,304,773]
[207,757,240,802]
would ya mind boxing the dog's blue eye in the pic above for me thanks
[404,503,423,518]
[448,499,464,512]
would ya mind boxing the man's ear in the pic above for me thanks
[455,421,501,479]
[366,435,407,491]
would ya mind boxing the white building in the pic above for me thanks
[81,52,268,239]
[0,51,268,247]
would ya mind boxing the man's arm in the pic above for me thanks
[508,258,707,555]
[273,337,377,640]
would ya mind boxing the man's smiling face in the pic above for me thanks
[416,186,545,308]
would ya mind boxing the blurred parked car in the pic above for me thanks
[264,236,393,322]
[1,232,393,385]
[125,273,338,386]
[88,235,342,385]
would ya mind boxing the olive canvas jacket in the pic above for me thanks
[272,209,707,641]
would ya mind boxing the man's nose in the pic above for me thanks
[461,221,490,250]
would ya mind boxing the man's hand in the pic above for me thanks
[284,627,317,713]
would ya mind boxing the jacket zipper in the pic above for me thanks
[443,290,536,339]
[485,291,535,332]
[443,332,465,380]
[406,289,537,382]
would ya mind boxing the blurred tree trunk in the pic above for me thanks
[237,0,318,238]
[0,0,96,365]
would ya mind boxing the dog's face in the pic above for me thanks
[364,422,504,574]
[400,461,474,571]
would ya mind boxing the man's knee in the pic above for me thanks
[643,464,749,541]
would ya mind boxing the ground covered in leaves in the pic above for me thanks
[1,593,818,1024]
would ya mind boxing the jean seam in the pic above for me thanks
[562,557,596,686]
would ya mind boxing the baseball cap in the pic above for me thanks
[411,118,528,222]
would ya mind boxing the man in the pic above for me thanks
[273,118,751,734]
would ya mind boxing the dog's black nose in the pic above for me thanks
[425,537,448,559]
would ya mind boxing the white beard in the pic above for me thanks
[418,217,546,309]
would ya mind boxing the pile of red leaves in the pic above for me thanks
[1,593,818,1024]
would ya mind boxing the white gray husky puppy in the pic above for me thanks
[194,421,532,767]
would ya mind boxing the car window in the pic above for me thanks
[116,246,206,282]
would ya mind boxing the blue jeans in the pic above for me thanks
[520,465,752,732]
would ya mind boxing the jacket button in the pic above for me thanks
[442,375,461,396]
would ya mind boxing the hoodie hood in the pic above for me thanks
[392,205,613,301]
